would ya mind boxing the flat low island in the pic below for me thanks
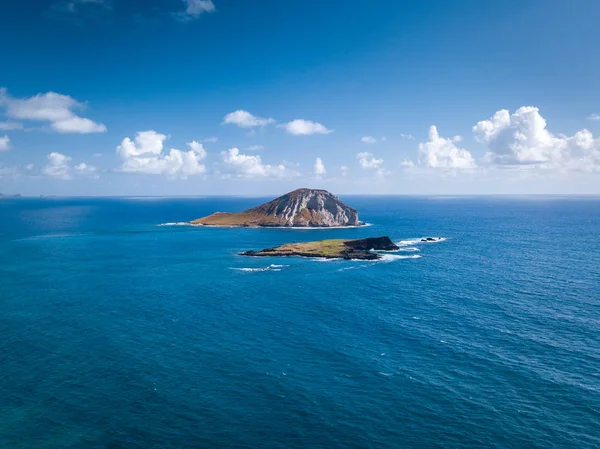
[241,236,399,260]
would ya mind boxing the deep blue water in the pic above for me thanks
[1,196,599,448]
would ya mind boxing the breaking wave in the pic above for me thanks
[376,254,422,262]
[158,222,192,227]
[231,264,288,273]
[397,237,447,246]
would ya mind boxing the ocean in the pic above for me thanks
[1,196,599,448]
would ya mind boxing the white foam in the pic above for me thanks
[269,264,288,268]
[192,223,373,230]
[397,237,447,246]
[158,222,191,227]
[337,265,365,272]
[232,267,270,272]
[313,258,337,262]
[378,246,420,253]
[231,265,284,272]
[378,254,422,262]
[284,222,373,230]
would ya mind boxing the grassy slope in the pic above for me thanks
[190,211,282,226]
[257,239,348,257]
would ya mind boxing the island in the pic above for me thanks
[190,188,364,228]
[241,236,399,260]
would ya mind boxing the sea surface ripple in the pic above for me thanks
[1,196,599,448]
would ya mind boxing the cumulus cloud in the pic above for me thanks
[0,88,106,134]
[361,136,377,144]
[357,152,383,169]
[340,165,349,176]
[279,119,332,135]
[0,135,10,151]
[221,148,286,178]
[314,157,326,176]
[400,159,415,168]
[222,110,275,128]
[117,131,207,178]
[42,152,99,180]
[418,126,476,169]
[0,121,23,131]
[473,106,600,171]
[400,133,415,140]
[73,162,98,176]
[44,152,71,179]
[175,0,215,21]
[587,114,600,121]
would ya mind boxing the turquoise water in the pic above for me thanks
[1,196,599,448]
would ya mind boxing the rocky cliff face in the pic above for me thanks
[249,188,360,227]
[190,188,362,227]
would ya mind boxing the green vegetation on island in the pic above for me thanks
[241,236,399,260]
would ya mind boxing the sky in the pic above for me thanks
[1,0,600,196]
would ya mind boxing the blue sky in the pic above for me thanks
[1,0,600,195]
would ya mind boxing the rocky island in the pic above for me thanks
[190,188,363,228]
[241,236,399,260]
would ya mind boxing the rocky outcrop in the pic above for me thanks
[241,236,399,260]
[190,188,362,227]
[344,237,399,251]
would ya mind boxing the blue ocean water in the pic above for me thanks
[1,195,599,448]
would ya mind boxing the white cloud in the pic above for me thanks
[587,114,600,121]
[42,152,72,179]
[0,121,23,131]
[221,148,286,178]
[419,126,476,169]
[222,110,275,128]
[246,145,264,151]
[117,131,207,178]
[203,136,218,143]
[473,106,600,171]
[375,168,390,178]
[401,159,415,168]
[25,164,34,170]
[361,136,377,144]
[0,165,19,178]
[42,152,98,180]
[279,119,332,135]
[52,116,107,133]
[93,153,102,157]
[0,135,10,151]
[73,162,98,176]
[400,133,415,140]
[175,0,215,21]
[357,152,383,169]
[0,88,106,134]
[314,157,326,176]
[340,165,349,176]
